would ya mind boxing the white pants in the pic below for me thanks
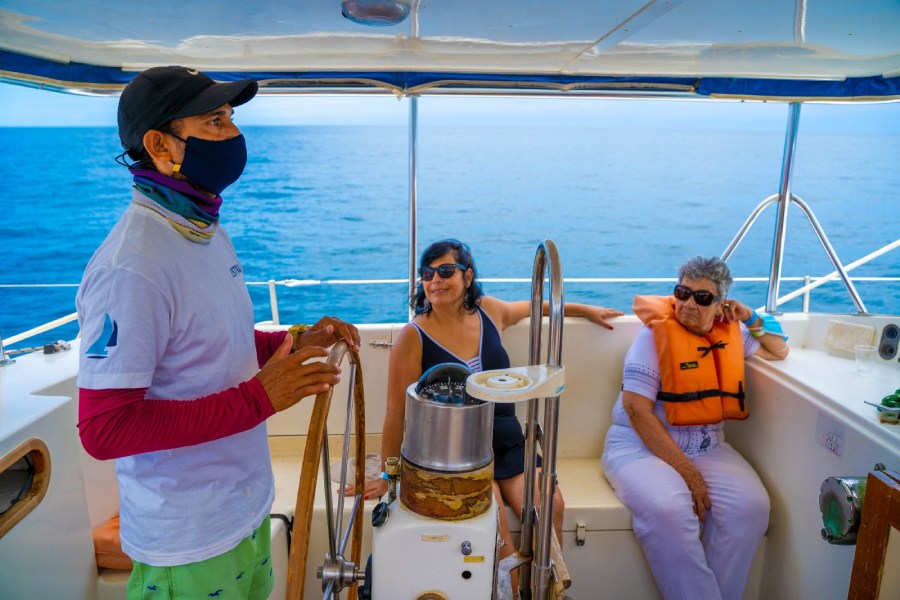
[603,440,769,600]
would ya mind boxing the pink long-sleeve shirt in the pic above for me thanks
[78,330,288,460]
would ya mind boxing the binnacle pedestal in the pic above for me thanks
[371,363,499,600]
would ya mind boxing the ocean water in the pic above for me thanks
[1,124,898,350]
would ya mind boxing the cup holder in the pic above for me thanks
[878,324,899,360]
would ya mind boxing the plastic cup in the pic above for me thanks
[854,345,876,375]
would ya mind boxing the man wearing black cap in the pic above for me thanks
[75,66,359,599]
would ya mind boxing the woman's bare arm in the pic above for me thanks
[351,323,423,498]
[480,296,623,331]
[622,390,712,521]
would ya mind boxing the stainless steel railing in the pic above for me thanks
[2,249,898,356]
[523,240,565,600]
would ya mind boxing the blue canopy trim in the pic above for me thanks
[2,49,898,101]
[699,76,900,101]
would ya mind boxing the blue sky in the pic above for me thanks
[0,81,897,132]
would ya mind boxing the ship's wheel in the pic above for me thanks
[286,341,367,598]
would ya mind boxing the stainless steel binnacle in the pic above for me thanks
[401,381,494,472]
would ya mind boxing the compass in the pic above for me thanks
[415,362,474,404]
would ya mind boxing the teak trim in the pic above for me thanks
[848,468,900,599]
[0,438,51,539]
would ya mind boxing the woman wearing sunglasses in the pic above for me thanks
[601,256,788,600]
[356,238,621,571]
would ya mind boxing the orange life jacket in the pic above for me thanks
[633,295,748,426]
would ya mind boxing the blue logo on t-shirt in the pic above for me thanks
[85,313,118,359]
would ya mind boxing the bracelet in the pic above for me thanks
[742,310,759,326]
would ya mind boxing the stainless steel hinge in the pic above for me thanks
[368,339,393,348]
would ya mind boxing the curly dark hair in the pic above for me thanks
[411,239,484,315]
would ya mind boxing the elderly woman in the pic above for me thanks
[357,239,621,570]
[601,256,788,600]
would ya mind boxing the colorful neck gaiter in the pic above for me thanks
[130,170,221,244]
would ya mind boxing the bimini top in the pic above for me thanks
[1,0,898,102]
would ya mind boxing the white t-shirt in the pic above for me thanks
[77,196,274,566]
[606,325,760,458]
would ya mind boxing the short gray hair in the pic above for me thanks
[678,256,733,299]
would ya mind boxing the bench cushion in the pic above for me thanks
[505,458,632,533]
[93,515,133,571]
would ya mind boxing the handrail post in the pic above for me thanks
[721,194,778,262]
[0,330,15,367]
[408,95,418,322]
[788,194,868,314]
[268,279,280,325]
[407,2,420,323]
[803,275,811,313]
[766,239,899,309]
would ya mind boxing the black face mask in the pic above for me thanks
[171,134,247,195]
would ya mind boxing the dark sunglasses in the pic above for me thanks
[673,284,718,307]
[418,263,467,281]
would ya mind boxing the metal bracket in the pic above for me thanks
[575,522,586,546]
[367,339,393,348]
[496,551,531,600]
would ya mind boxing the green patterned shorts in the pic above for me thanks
[127,516,274,599]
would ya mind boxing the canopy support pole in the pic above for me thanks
[721,103,868,314]
[407,95,418,321]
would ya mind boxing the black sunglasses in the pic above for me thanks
[418,263,467,281]
[673,284,718,307]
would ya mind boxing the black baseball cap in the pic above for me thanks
[118,65,258,159]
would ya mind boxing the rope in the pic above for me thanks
[5,340,71,357]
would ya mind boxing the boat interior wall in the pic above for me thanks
[726,357,900,598]
[0,374,96,598]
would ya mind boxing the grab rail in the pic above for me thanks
[522,240,565,599]
[3,313,79,347]
[763,239,900,312]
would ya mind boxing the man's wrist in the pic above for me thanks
[288,324,310,350]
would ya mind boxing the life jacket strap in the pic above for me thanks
[697,340,728,358]
[657,385,745,403]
